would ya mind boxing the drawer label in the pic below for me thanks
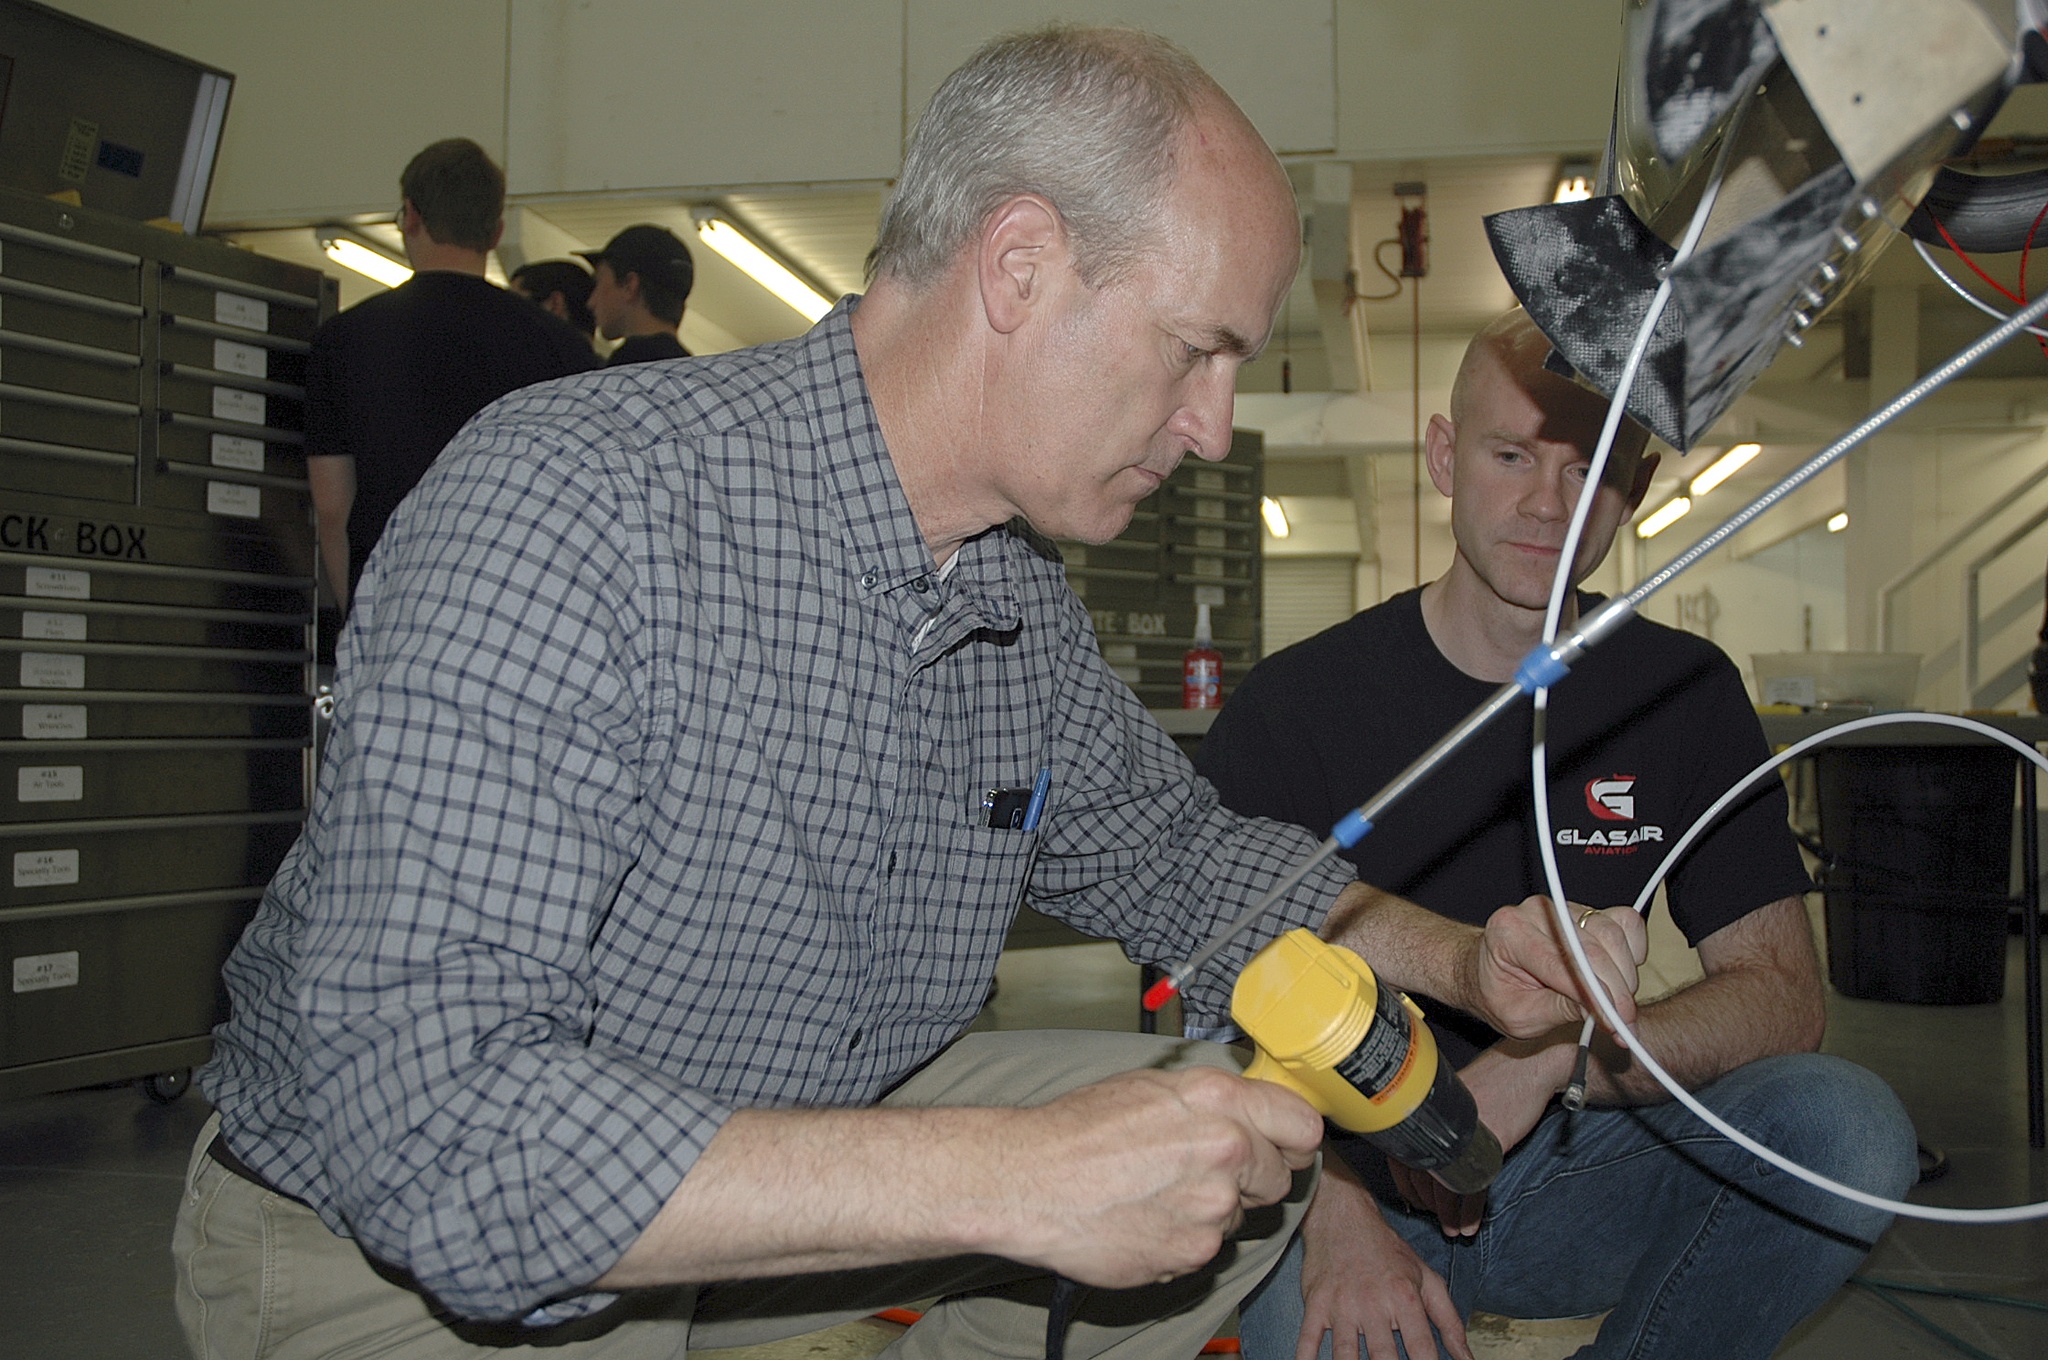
[213,338,267,378]
[23,566,89,599]
[19,652,84,688]
[21,610,85,641]
[215,292,269,332]
[207,482,261,519]
[211,432,265,472]
[12,949,78,993]
[17,765,83,802]
[13,849,78,888]
[22,704,85,739]
[213,387,266,426]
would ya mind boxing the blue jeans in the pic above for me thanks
[1239,1054,1916,1360]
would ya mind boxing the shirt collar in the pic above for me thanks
[798,298,1025,642]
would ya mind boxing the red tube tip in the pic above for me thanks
[1142,975,1179,1011]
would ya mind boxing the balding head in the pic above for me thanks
[868,25,1269,289]
[1451,310,1649,490]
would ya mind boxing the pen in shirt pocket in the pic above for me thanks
[1012,766,1053,913]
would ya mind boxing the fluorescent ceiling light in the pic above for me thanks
[1260,496,1289,538]
[1637,496,1691,539]
[316,229,411,289]
[1689,441,1761,497]
[1553,160,1595,204]
[1827,511,1849,533]
[691,212,831,322]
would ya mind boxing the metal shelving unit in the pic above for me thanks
[1059,428,1263,710]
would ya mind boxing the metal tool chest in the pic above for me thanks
[0,187,330,1099]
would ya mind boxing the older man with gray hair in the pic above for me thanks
[174,27,1644,1359]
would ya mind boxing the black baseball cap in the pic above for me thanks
[577,224,694,297]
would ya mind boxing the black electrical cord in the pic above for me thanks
[1849,1276,2048,1360]
[1045,1275,1087,1360]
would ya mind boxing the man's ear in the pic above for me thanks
[1623,449,1661,518]
[622,270,645,306]
[1423,413,1458,499]
[978,194,1065,336]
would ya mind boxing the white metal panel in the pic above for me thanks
[905,0,1337,155]
[505,0,903,196]
[1336,0,1623,159]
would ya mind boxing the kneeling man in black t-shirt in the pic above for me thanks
[1201,311,1917,1360]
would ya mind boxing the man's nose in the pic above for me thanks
[1524,467,1579,520]
[1170,364,1238,462]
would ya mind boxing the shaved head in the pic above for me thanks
[1451,310,1650,490]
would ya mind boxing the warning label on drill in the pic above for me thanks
[1334,983,1420,1103]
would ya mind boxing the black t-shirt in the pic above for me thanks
[605,331,690,366]
[1196,588,1810,1067]
[304,272,600,595]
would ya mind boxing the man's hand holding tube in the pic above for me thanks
[1319,884,1648,1042]
[1469,897,1647,1039]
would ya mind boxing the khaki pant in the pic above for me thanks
[174,1030,1314,1358]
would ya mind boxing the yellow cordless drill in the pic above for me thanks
[1233,929,1502,1194]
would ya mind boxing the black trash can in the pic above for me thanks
[1815,745,2013,1005]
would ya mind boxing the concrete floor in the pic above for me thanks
[3,933,2046,1359]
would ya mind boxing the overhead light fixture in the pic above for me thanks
[1260,496,1290,538]
[690,208,832,322]
[1637,496,1691,539]
[1827,511,1849,532]
[1553,159,1596,204]
[1689,442,1761,497]
[316,227,412,289]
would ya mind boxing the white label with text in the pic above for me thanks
[207,482,261,519]
[212,387,266,426]
[17,765,82,802]
[13,950,78,993]
[214,292,269,332]
[19,652,84,688]
[23,567,88,600]
[210,433,265,472]
[213,338,267,378]
[13,849,78,888]
[21,610,85,641]
[21,704,85,739]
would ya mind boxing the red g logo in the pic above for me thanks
[1586,776,1636,822]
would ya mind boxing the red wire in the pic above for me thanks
[1932,215,2048,361]
[2020,197,2048,303]
[1934,218,2024,303]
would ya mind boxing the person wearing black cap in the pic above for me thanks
[579,223,694,365]
[510,258,599,344]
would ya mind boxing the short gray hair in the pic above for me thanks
[867,26,1213,287]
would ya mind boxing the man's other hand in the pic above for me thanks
[1468,897,1646,1039]
[1000,1066,1321,1289]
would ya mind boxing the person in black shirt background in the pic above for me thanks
[1203,311,1917,1360]
[510,258,600,346]
[579,223,694,366]
[304,138,598,618]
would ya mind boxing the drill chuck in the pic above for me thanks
[1233,929,1502,1195]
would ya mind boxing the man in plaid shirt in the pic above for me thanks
[174,26,1646,1359]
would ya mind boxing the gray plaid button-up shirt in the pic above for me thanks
[202,301,1352,1320]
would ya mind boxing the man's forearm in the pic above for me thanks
[599,1064,1321,1293]
[1319,881,1481,1009]
[597,1106,1017,1286]
[1581,960,1821,1105]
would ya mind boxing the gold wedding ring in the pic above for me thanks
[1576,907,1599,931]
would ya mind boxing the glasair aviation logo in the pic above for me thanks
[1557,775,1663,854]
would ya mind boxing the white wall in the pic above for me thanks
[43,0,1631,227]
